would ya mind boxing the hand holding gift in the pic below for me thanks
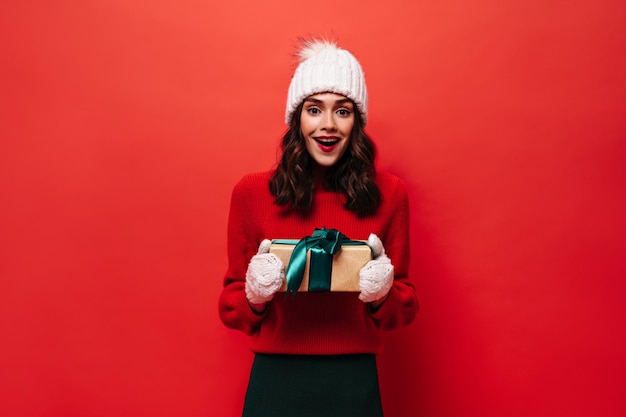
[358,234,394,303]
[245,239,285,305]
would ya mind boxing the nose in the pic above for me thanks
[321,112,337,131]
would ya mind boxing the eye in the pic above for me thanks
[336,108,352,117]
[306,107,321,115]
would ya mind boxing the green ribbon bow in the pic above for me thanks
[274,227,369,295]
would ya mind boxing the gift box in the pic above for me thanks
[269,228,372,294]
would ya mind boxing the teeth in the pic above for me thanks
[315,138,339,145]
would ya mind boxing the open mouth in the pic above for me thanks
[313,137,340,146]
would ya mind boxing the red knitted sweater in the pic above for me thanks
[218,170,418,355]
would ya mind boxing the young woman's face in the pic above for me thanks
[300,92,355,167]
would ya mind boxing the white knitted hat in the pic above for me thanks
[285,39,368,126]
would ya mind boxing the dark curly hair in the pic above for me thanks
[269,101,381,217]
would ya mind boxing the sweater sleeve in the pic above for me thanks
[369,177,419,330]
[218,175,268,335]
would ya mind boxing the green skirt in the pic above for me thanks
[242,353,384,417]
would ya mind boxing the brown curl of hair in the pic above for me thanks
[269,101,381,217]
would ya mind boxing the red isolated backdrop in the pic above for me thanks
[1,1,625,416]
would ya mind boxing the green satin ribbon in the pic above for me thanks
[273,227,370,295]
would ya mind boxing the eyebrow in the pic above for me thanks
[304,97,353,105]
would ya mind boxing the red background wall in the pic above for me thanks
[2,1,625,416]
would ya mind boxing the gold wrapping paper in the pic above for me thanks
[270,241,372,292]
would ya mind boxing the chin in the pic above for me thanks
[312,156,341,167]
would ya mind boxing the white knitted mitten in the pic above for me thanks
[359,234,394,303]
[245,239,285,304]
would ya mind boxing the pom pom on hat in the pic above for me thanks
[285,39,368,126]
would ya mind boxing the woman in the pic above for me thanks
[218,39,418,417]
